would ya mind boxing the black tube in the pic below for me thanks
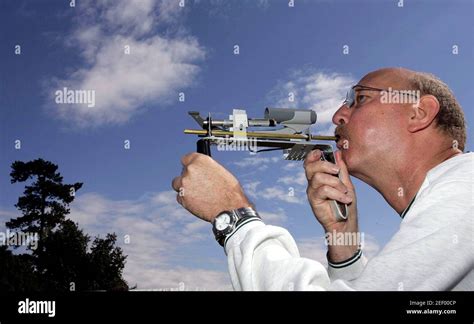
[197,139,211,156]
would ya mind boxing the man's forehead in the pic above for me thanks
[357,68,414,89]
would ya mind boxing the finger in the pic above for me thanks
[310,172,349,193]
[304,149,322,167]
[310,185,353,204]
[171,176,182,192]
[335,151,354,190]
[304,159,340,181]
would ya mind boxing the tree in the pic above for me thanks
[7,159,82,256]
[40,219,90,291]
[0,246,39,291]
[2,158,129,291]
[87,233,128,291]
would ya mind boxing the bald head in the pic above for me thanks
[355,67,466,151]
[359,67,416,90]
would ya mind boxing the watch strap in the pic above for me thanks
[214,207,260,247]
[222,216,261,248]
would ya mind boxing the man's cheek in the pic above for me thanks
[357,124,381,149]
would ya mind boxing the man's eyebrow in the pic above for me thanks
[353,84,379,89]
[353,87,375,93]
[353,85,385,93]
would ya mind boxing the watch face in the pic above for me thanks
[215,213,231,231]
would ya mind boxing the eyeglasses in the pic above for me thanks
[343,84,419,108]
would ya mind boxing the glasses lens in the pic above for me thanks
[343,88,355,107]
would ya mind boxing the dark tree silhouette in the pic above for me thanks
[7,159,82,253]
[40,219,90,291]
[0,246,39,291]
[87,233,128,291]
[0,158,129,291]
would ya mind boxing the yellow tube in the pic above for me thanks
[183,129,337,141]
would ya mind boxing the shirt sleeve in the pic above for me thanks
[225,204,473,291]
[225,221,331,291]
[327,248,368,282]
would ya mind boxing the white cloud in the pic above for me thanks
[150,191,177,205]
[259,208,287,226]
[277,169,307,187]
[0,209,19,219]
[242,164,307,205]
[68,191,231,290]
[132,268,232,291]
[243,181,261,199]
[233,156,281,170]
[282,162,300,171]
[182,220,209,236]
[268,70,355,125]
[260,187,304,204]
[49,0,205,128]
[243,181,304,205]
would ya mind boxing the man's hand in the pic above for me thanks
[304,150,360,262]
[172,153,250,222]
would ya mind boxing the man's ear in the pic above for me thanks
[407,95,440,133]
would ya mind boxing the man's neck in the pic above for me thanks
[369,148,463,215]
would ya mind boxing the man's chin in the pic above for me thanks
[341,148,367,177]
[339,149,354,171]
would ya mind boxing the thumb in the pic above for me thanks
[305,149,322,163]
[335,151,354,190]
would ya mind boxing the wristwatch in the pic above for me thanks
[212,207,260,247]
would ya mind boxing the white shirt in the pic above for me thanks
[225,153,474,290]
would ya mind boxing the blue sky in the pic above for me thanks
[0,0,472,290]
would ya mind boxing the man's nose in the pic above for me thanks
[332,105,351,125]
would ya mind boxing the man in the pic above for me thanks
[172,67,473,290]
